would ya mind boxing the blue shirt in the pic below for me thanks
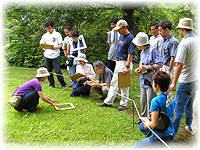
[140,45,163,88]
[159,34,179,66]
[150,93,175,137]
[116,33,135,60]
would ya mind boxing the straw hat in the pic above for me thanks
[35,67,50,78]
[75,53,88,62]
[114,20,128,31]
[176,18,194,30]
[132,32,149,46]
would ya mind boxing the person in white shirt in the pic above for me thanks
[40,20,67,89]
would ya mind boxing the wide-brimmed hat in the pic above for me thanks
[132,32,149,46]
[114,20,128,31]
[35,67,50,78]
[176,18,194,30]
[75,53,88,62]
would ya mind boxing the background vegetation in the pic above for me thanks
[3,2,197,68]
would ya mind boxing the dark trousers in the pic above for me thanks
[15,91,39,113]
[107,60,116,73]
[44,57,66,87]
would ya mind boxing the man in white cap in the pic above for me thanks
[170,18,198,136]
[99,19,135,111]
[11,67,60,113]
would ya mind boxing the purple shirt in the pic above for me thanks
[12,78,42,96]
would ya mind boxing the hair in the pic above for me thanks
[93,60,105,69]
[71,30,79,37]
[64,25,72,31]
[152,71,171,92]
[109,17,120,24]
[150,22,159,29]
[45,20,54,27]
[158,20,172,30]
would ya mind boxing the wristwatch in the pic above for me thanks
[126,65,130,69]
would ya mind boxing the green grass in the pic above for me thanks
[3,66,144,148]
[3,66,194,148]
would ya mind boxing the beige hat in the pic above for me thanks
[176,18,194,30]
[75,53,88,62]
[35,67,50,78]
[114,20,128,31]
[132,32,149,46]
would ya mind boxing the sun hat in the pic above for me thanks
[114,20,128,31]
[75,53,88,62]
[132,32,149,46]
[176,18,194,30]
[35,67,50,78]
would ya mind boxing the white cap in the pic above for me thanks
[114,20,128,31]
[35,67,50,78]
[176,18,194,30]
[75,53,88,62]
[132,32,149,46]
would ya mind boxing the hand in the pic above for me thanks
[170,83,176,91]
[83,74,88,78]
[135,68,141,74]
[91,82,98,88]
[122,67,129,75]
[51,100,59,102]
[139,65,148,72]
[64,53,68,58]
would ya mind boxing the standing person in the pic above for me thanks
[133,32,163,124]
[170,18,198,136]
[158,20,179,78]
[98,20,135,111]
[40,20,67,89]
[10,68,60,113]
[67,30,87,89]
[63,25,72,59]
[85,60,113,100]
[107,17,120,72]
[149,22,163,52]
[134,71,175,148]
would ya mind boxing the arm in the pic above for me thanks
[67,43,71,55]
[53,43,63,50]
[38,91,60,107]
[169,56,175,71]
[170,62,183,91]
[144,111,159,129]
[122,53,134,75]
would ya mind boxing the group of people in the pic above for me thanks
[10,17,198,147]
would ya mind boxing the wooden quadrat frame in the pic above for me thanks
[55,103,75,110]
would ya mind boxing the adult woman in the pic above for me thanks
[11,67,60,113]
[134,71,175,147]
[133,32,163,124]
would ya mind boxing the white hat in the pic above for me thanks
[75,53,88,62]
[35,67,50,78]
[132,32,149,46]
[114,20,128,31]
[176,18,194,30]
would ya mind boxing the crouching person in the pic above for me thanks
[85,60,113,100]
[134,71,175,148]
[10,67,60,113]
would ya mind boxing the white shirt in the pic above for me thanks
[76,63,96,80]
[40,29,63,59]
[175,34,198,83]
[149,34,163,52]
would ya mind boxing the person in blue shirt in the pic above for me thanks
[133,32,163,124]
[99,20,135,111]
[134,71,175,148]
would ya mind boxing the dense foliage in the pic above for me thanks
[3,2,197,68]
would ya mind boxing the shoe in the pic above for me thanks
[35,109,40,113]
[62,86,68,90]
[185,126,194,135]
[49,86,55,88]
[118,105,127,111]
[98,103,112,107]
[69,84,73,88]
[135,119,142,124]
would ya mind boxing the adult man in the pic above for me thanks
[149,22,163,52]
[40,20,67,89]
[158,20,179,77]
[107,17,120,72]
[170,18,198,136]
[99,20,135,111]
[85,60,113,99]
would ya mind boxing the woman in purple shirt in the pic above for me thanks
[12,68,60,113]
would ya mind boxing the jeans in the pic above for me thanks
[174,81,198,135]
[45,57,66,87]
[15,91,39,113]
[69,64,77,88]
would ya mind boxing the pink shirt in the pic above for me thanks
[76,63,96,80]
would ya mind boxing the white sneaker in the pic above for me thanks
[185,126,194,135]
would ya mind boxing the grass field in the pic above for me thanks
[3,66,195,149]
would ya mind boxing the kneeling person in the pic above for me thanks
[85,61,113,100]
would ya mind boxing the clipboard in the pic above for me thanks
[118,71,131,88]
[69,73,84,80]
[39,44,54,49]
